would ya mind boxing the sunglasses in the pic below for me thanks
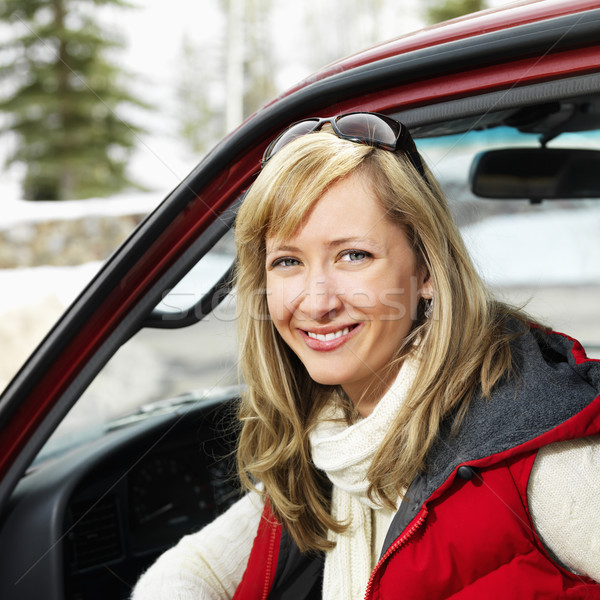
[261,112,427,180]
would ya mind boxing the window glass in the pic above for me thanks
[422,128,600,356]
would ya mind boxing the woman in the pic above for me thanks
[132,113,600,599]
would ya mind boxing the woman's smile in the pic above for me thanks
[301,323,361,350]
[265,170,431,412]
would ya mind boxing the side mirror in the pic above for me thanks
[469,148,600,202]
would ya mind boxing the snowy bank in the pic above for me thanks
[1,193,164,231]
[462,206,600,286]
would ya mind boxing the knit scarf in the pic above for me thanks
[309,354,419,600]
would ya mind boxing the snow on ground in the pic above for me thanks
[0,261,102,315]
[0,190,161,391]
[462,205,600,286]
[1,192,164,231]
[0,191,165,313]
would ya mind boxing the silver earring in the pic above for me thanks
[424,298,433,319]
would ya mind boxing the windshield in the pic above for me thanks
[35,127,600,461]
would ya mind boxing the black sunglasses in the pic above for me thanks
[262,112,427,180]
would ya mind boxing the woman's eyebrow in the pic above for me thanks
[266,237,383,255]
[328,236,383,250]
[265,244,300,256]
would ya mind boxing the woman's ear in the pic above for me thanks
[419,268,434,300]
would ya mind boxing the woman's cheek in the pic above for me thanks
[266,277,295,324]
[378,288,415,322]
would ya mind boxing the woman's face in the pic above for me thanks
[265,171,432,415]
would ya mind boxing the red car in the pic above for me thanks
[1,1,600,598]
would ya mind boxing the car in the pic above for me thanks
[1,1,600,598]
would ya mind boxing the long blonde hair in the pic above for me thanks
[234,130,528,552]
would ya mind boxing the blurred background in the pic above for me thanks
[0,0,575,399]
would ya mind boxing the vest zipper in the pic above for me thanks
[363,506,428,599]
[262,521,279,600]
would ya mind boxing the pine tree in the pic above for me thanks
[0,0,147,200]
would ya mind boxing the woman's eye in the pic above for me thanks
[271,256,301,268]
[340,250,371,262]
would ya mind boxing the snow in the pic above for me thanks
[0,191,165,314]
[1,193,163,231]
[462,206,600,286]
[0,261,102,315]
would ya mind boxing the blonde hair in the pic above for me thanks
[234,130,529,552]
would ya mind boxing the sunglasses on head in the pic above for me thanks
[261,112,427,180]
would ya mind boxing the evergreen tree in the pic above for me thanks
[425,0,488,24]
[0,0,147,200]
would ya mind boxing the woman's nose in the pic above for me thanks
[297,273,343,321]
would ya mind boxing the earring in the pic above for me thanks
[424,298,433,319]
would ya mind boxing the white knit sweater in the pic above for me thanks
[131,359,600,599]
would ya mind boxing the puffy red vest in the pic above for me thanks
[234,329,600,599]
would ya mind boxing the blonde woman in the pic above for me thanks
[132,113,600,599]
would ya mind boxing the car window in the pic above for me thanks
[38,236,238,461]
[422,127,600,355]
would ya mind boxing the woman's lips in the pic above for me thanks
[299,323,360,351]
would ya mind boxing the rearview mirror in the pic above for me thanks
[469,148,600,201]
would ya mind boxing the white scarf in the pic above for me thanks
[309,355,419,600]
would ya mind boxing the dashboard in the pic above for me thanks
[0,395,241,600]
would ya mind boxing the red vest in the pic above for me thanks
[234,330,600,599]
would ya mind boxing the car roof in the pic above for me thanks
[283,0,599,96]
